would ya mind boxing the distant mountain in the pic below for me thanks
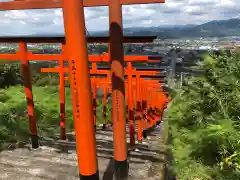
[89,24,196,36]
[89,18,240,38]
[165,18,240,38]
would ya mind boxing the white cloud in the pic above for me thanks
[216,0,235,8]
[0,0,239,35]
[184,5,202,13]
[142,20,153,25]
[189,0,218,6]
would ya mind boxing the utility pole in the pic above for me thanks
[168,49,177,88]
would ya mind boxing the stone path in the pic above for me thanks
[0,123,167,180]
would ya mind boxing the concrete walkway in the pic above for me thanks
[0,124,166,180]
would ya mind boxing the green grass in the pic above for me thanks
[0,85,111,148]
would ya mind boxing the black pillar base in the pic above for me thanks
[143,125,155,138]
[31,135,39,149]
[114,159,128,180]
[142,130,148,139]
[60,135,67,141]
[79,171,99,180]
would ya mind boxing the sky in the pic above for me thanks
[0,0,239,36]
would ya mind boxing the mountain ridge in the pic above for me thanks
[90,18,240,38]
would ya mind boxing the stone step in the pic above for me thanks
[0,124,165,180]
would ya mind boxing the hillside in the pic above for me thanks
[90,18,240,38]
[169,18,240,38]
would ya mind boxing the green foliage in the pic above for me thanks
[0,61,62,88]
[0,86,112,149]
[167,50,240,179]
[96,98,112,125]
[0,62,21,88]
[34,74,59,86]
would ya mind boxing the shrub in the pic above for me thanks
[167,50,240,179]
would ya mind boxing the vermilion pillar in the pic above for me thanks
[142,86,148,138]
[19,42,38,149]
[136,75,143,143]
[103,85,107,129]
[148,90,155,128]
[60,44,66,140]
[62,0,99,179]
[147,89,153,128]
[109,0,128,179]
[92,77,97,128]
[127,62,135,147]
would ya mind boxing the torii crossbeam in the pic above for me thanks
[0,0,165,10]
[0,36,157,43]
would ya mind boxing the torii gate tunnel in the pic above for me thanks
[40,60,166,144]
[0,0,166,179]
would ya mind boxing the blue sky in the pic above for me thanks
[0,0,239,36]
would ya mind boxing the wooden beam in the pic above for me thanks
[0,0,165,11]
[0,36,157,43]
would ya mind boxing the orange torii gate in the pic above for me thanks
[101,68,165,146]
[0,0,165,179]
[141,79,168,125]
[40,64,162,143]
[102,75,167,144]
[0,37,158,146]
[89,68,167,145]
[0,41,160,142]
[95,78,112,128]
[124,76,167,142]
[64,75,112,129]
[41,66,111,130]
[41,62,165,141]
[124,66,157,146]
[88,55,160,131]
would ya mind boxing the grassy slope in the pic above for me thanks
[0,85,110,148]
[166,51,240,179]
